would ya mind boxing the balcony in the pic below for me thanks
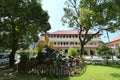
[49,37,79,42]
[53,44,98,48]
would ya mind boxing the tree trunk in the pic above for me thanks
[111,55,114,63]
[105,55,109,64]
[9,39,18,67]
[80,43,85,62]
[106,31,114,63]
[80,44,84,56]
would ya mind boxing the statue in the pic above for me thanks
[37,34,55,64]
[49,42,54,49]
[38,40,44,52]
[45,35,49,45]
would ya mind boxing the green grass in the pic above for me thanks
[70,64,120,80]
[1,64,120,80]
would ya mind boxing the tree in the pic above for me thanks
[0,0,50,67]
[98,45,112,64]
[62,0,119,58]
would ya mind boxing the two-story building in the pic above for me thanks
[40,29,103,56]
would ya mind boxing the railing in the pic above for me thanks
[49,37,101,41]
[53,44,98,48]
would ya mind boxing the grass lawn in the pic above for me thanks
[0,64,120,80]
[71,64,120,80]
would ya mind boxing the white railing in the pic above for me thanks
[53,44,98,48]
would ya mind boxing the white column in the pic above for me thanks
[95,49,97,56]
[88,49,90,56]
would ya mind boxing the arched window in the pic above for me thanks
[65,49,68,53]
[84,50,88,55]
[54,42,56,45]
[90,50,94,55]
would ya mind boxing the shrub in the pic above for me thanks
[32,48,38,57]
[18,52,29,73]
[102,56,111,59]
[117,55,120,58]
[68,47,78,57]
[117,47,120,58]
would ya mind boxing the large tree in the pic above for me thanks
[0,0,50,67]
[62,0,119,57]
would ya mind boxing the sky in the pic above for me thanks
[41,0,120,43]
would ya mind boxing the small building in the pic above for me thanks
[105,35,120,55]
[43,29,103,56]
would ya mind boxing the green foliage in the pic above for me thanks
[98,45,113,64]
[68,47,78,57]
[0,0,50,66]
[18,52,29,73]
[62,0,119,32]
[62,0,120,56]
[0,0,50,50]
[117,47,120,55]
[117,55,120,59]
[98,45,111,56]
[32,48,38,56]
[117,47,120,58]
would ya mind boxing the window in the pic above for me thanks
[75,42,77,45]
[54,35,56,38]
[60,35,62,38]
[72,35,74,38]
[61,42,63,45]
[70,42,74,45]
[65,49,68,53]
[50,35,53,38]
[57,35,59,38]
[66,42,68,45]
[90,43,93,45]
[76,35,78,38]
[58,42,60,45]
[54,42,56,45]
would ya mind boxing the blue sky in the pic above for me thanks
[42,0,120,42]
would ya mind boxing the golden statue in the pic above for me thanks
[38,40,44,52]
[38,34,54,52]
[45,35,49,45]
[49,42,54,49]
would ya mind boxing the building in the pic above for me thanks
[44,29,103,56]
[105,35,120,55]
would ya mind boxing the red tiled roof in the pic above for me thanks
[49,30,100,35]
[50,30,79,35]
[105,35,120,46]
[111,35,120,42]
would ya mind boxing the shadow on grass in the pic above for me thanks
[0,65,70,80]
[0,72,70,80]
[8,73,71,80]
[12,65,87,80]
[111,73,120,78]
[0,64,87,80]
